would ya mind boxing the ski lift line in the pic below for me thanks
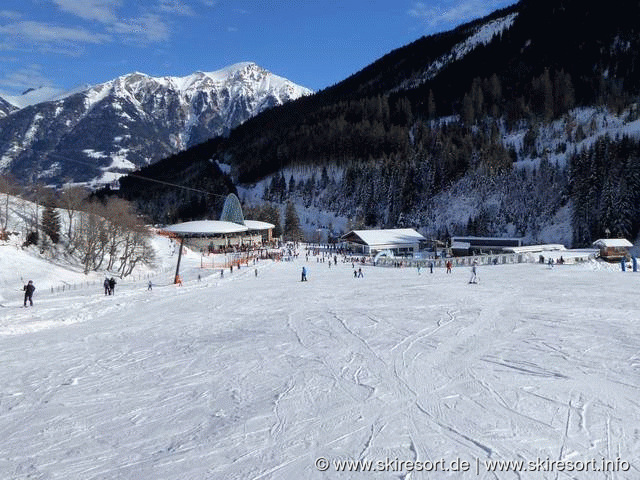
[44,152,227,199]
[125,172,227,198]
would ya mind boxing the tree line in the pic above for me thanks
[570,135,640,246]
[0,178,155,277]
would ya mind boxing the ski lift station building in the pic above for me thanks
[450,236,523,256]
[163,194,275,251]
[341,228,427,256]
[163,194,275,283]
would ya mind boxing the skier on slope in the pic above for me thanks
[469,260,478,284]
[23,280,35,307]
[104,278,110,295]
[301,266,308,282]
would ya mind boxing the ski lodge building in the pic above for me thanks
[592,238,633,262]
[340,228,427,256]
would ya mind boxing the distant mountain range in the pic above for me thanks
[0,63,311,185]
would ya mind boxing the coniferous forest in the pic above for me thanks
[111,0,640,246]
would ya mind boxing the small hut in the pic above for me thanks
[592,238,633,262]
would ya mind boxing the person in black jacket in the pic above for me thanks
[108,277,116,295]
[23,280,35,307]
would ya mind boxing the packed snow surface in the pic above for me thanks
[1,250,639,479]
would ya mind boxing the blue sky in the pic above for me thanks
[0,0,517,97]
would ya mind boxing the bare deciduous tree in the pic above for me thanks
[0,175,18,233]
[59,186,88,248]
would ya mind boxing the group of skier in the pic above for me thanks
[22,276,116,308]
[103,277,117,295]
[299,257,482,283]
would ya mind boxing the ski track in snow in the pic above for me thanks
[0,258,639,479]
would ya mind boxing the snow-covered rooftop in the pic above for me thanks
[593,238,633,248]
[343,228,426,246]
[244,220,275,231]
[504,244,567,254]
[164,219,274,236]
[164,220,248,236]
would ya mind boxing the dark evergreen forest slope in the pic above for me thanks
[114,0,640,245]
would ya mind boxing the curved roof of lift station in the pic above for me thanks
[164,220,249,236]
[164,220,275,237]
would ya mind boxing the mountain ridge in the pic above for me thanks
[0,62,311,185]
[112,0,640,246]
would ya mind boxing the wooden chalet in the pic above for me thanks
[592,238,633,262]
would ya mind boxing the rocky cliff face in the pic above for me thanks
[0,96,16,119]
[0,63,311,185]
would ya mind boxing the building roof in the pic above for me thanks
[451,236,523,242]
[164,220,248,236]
[593,238,633,248]
[244,220,275,231]
[342,228,426,246]
[503,244,567,254]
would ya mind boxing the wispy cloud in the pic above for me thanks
[109,14,170,44]
[2,0,211,56]
[159,0,195,16]
[0,10,22,20]
[409,0,511,30]
[52,0,122,24]
[0,21,112,45]
[0,64,57,94]
[46,0,179,46]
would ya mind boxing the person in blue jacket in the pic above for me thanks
[301,266,308,282]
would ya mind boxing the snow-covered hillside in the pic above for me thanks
[1,245,638,479]
[504,105,640,170]
[0,193,180,300]
[0,63,312,185]
[397,12,518,92]
[234,102,640,246]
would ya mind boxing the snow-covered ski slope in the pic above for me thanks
[1,254,639,479]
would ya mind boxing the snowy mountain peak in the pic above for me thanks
[2,85,68,109]
[82,63,312,108]
[0,95,16,118]
[0,63,312,185]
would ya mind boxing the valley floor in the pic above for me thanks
[0,254,639,479]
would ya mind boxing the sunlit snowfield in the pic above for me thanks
[1,254,639,479]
